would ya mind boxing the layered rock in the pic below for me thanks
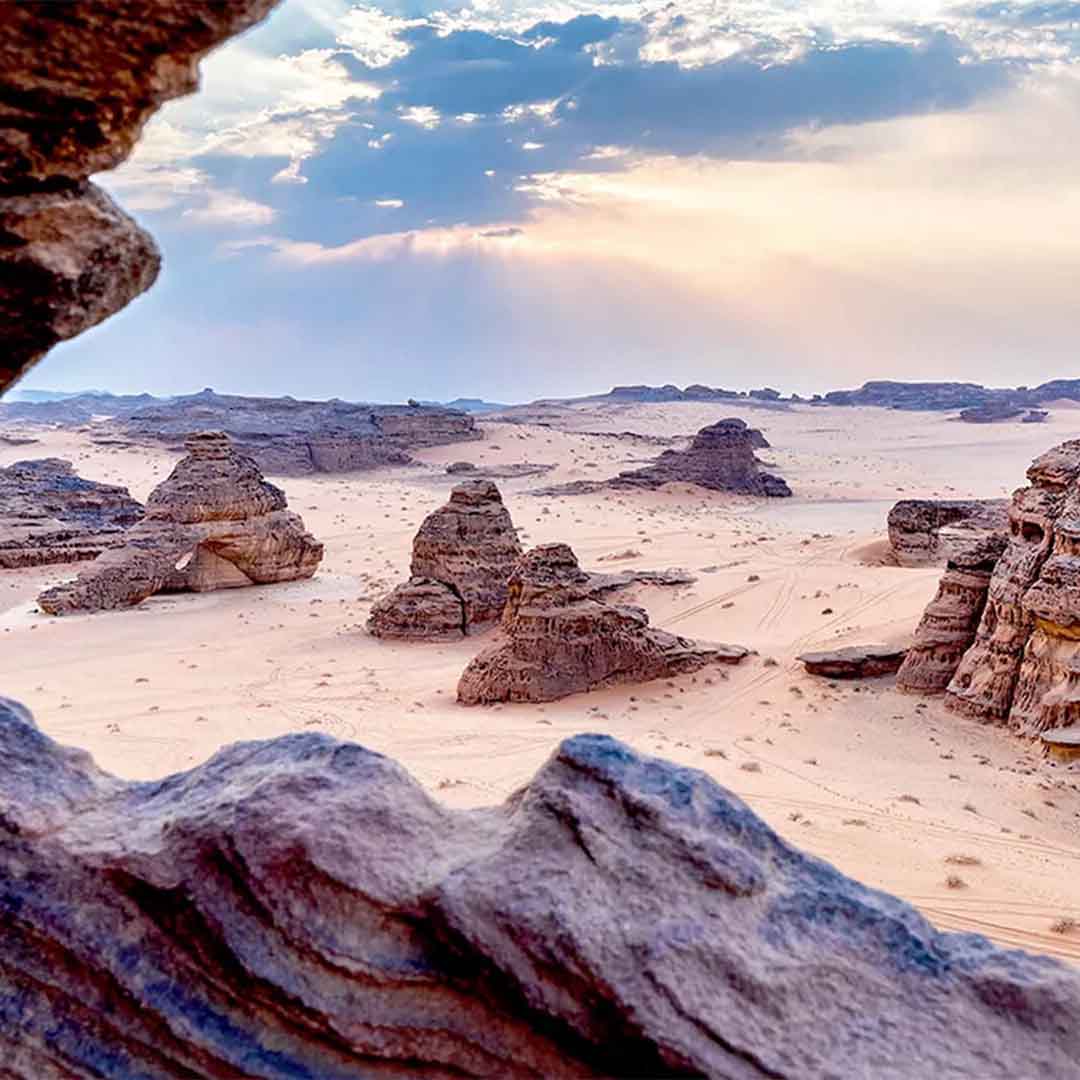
[2,697,1079,1077]
[0,1,280,392]
[945,440,1080,733]
[368,481,522,640]
[458,543,745,703]
[0,458,143,568]
[798,645,908,679]
[887,498,1009,567]
[896,529,1007,695]
[38,432,321,614]
[610,418,791,496]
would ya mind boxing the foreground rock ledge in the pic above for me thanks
[0,698,1077,1078]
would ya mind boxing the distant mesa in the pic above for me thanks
[824,378,1080,413]
[959,404,1050,424]
[610,418,791,496]
[887,498,1009,567]
[0,389,481,476]
[368,480,523,641]
[38,432,322,615]
[0,458,143,569]
[458,542,746,703]
[797,645,907,679]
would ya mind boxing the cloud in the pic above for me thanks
[181,190,278,227]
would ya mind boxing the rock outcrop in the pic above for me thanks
[943,440,1080,734]
[896,530,1007,695]
[797,644,908,679]
[887,498,1009,566]
[368,481,522,640]
[0,1,280,392]
[458,543,745,703]
[0,458,143,568]
[2,698,1079,1078]
[610,418,791,496]
[38,432,321,614]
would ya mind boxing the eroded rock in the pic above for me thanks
[610,418,791,496]
[887,498,1009,567]
[798,644,907,679]
[1,698,1078,1078]
[458,543,745,703]
[38,432,321,614]
[369,481,522,640]
[0,457,143,569]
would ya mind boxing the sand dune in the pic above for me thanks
[3,402,1080,962]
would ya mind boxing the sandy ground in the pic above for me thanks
[4,402,1080,963]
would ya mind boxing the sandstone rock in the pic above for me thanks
[945,442,1080,731]
[369,481,522,640]
[0,1,280,392]
[798,644,908,679]
[446,460,478,473]
[458,543,745,703]
[610,418,791,496]
[895,529,1006,695]
[887,498,1009,566]
[0,457,143,569]
[959,403,1026,423]
[1,698,1078,1078]
[38,432,321,614]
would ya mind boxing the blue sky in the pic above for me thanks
[30,0,1080,401]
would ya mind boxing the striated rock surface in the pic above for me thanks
[896,529,1007,695]
[887,498,1009,566]
[458,543,745,703]
[0,1,280,392]
[38,432,321,614]
[2,698,1079,1078]
[610,418,791,496]
[798,644,908,679]
[0,458,143,568]
[945,440,1080,734]
[369,481,522,640]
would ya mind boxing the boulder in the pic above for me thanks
[610,418,791,496]
[0,0,280,391]
[0,458,143,568]
[458,543,746,703]
[369,481,522,640]
[798,644,908,679]
[1,698,1078,1078]
[37,432,322,614]
[945,440,1080,734]
[887,498,1009,567]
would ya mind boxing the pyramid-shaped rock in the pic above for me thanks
[38,431,322,614]
[458,543,747,703]
[368,480,522,640]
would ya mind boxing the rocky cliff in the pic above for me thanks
[1,697,1078,1078]
[0,458,143,569]
[458,543,746,703]
[38,432,322,614]
[368,480,523,640]
[887,498,1009,567]
[610,418,791,496]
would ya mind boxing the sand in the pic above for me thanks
[3,402,1080,962]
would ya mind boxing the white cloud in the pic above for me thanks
[336,6,423,67]
[374,198,405,207]
[182,190,277,227]
[400,105,442,129]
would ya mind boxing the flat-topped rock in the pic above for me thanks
[887,499,1009,566]
[38,432,322,614]
[610,418,791,496]
[0,458,143,569]
[1040,725,1080,761]
[458,543,746,703]
[798,644,908,678]
[368,480,522,640]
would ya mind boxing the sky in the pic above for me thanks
[26,0,1080,402]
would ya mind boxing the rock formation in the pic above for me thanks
[610,418,791,496]
[797,644,908,679]
[0,1,280,392]
[368,481,522,640]
[887,498,1009,566]
[38,432,321,614]
[943,439,1080,735]
[823,378,1080,411]
[2,698,1079,1077]
[0,458,143,568]
[458,543,746,703]
[896,530,1007,694]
